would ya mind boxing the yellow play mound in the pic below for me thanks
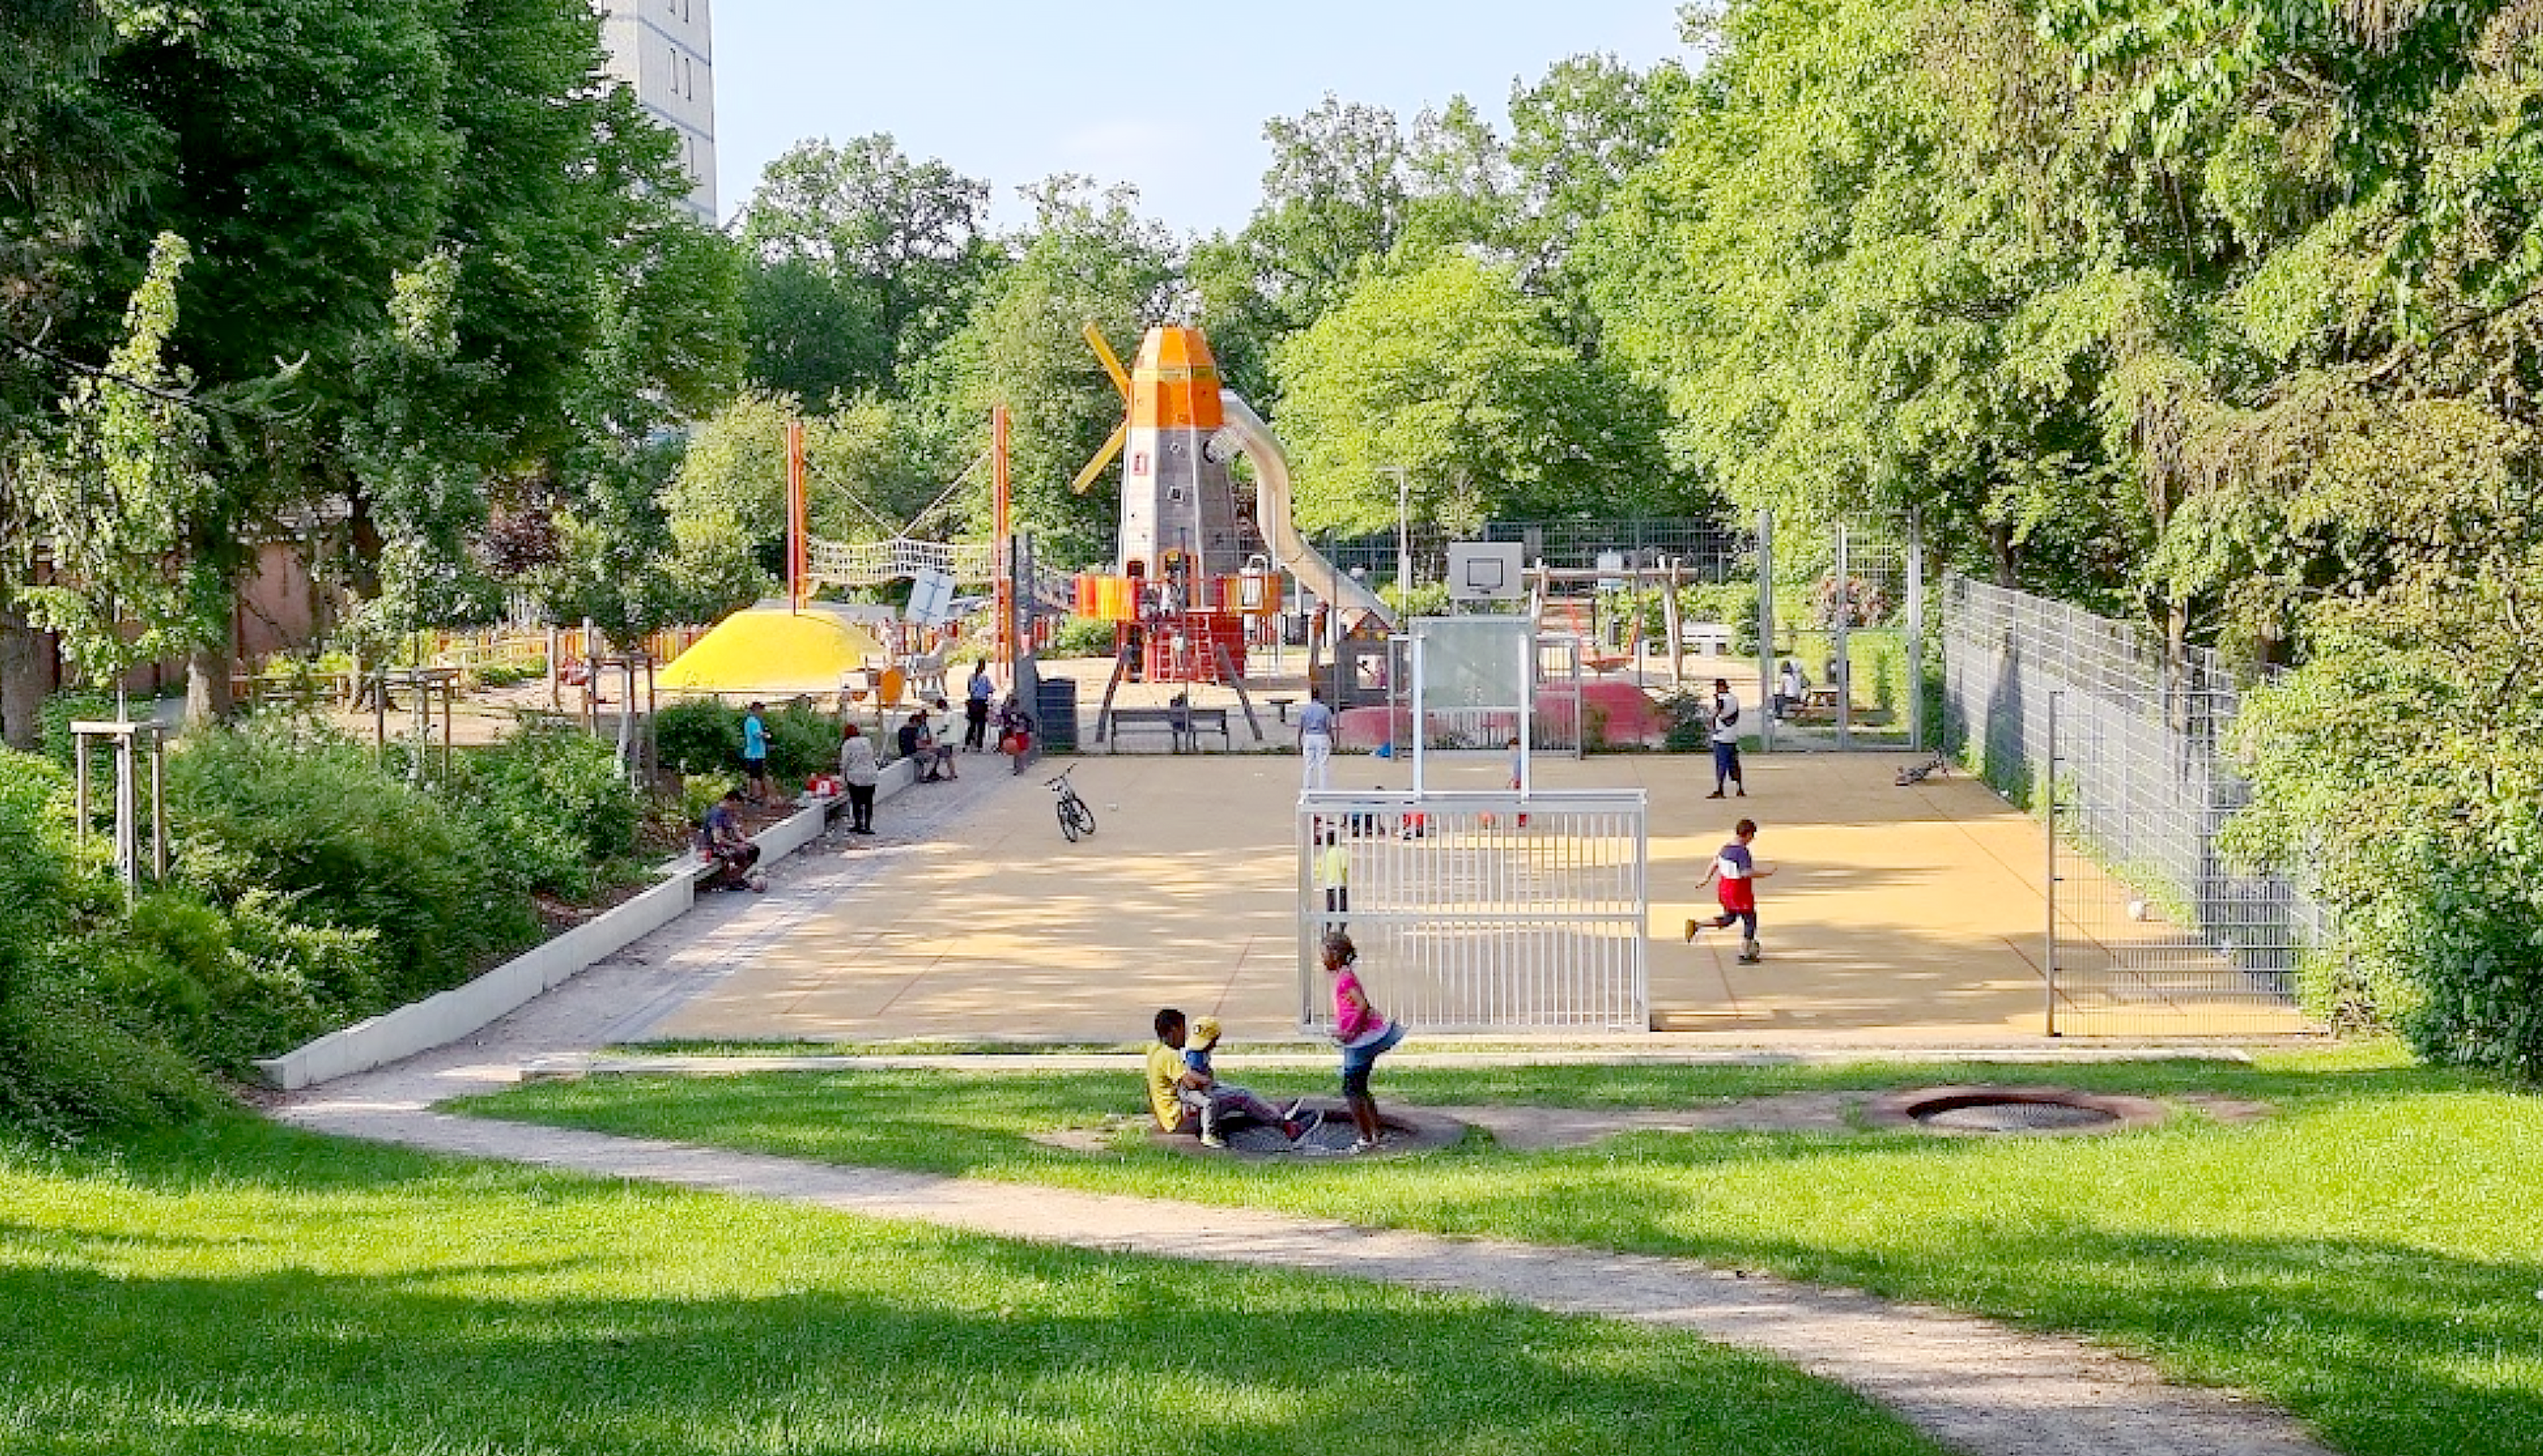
[658,601,889,698]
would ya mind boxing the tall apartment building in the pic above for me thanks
[598,0,719,225]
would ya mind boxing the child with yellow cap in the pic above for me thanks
[1149,1009,1319,1149]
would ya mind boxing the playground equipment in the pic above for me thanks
[1070,324,1394,688]
[656,599,891,699]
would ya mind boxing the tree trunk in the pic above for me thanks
[0,606,48,750]
[1988,523,2018,589]
[186,598,234,728]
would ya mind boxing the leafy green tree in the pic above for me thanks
[1585,0,2154,598]
[741,256,885,409]
[739,135,999,398]
[13,233,222,689]
[1272,253,1677,536]
[1244,96,1410,330]
[1,0,164,746]
[928,176,1179,567]
[88,0,462,722]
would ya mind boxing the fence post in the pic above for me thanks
[2045,688,2062,1038]
[1907,509,1925,753]
[1756,509,1776,752]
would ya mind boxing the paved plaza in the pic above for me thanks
[634,744,2311,1047]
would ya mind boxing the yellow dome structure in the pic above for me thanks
[658,601,891,699]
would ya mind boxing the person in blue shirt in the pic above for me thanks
[1295,686,1336,791]
[964,659,995,752]
[740,701,770,804]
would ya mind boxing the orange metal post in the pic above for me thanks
[785,419,807,611]
[993,404,1012,673]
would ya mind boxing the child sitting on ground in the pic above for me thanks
[1183,1015,1319,1149]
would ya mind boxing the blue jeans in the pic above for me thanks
[1711,740,1742,790]
[1340,1021,1405,1100]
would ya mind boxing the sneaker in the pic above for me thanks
[1735,787,1746,797]
[1683,918,1699,943]
[1287,1109,1324,1141]
[1350,1136,1380,1154]
[1199,1132,1227,1149]
[1705,790,1726,799]
[1738,940,1762,963]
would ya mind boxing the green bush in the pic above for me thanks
[1644,583,1762,657]
[0,749,223,1137]
[1381,581,1454,618]
[654,699,742,777]
[115,888,381,1074]
[481,722,640,865]
[168,722,534,1004]
[36,690,121,769]
[1048,616,1119,657]
[0,978,223,1139]
[652,699,834,793]
[761,703,837,785]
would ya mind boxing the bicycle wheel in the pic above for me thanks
[1056,798,1082,842]
[1066,798,1097,838]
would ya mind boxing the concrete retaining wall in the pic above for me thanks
[256,757,921,1091]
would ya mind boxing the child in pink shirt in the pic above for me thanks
[1322,931,1405,1153]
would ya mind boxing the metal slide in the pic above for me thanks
[1218,391,1397,632]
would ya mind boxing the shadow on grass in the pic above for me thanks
[0,1121,1941,1456]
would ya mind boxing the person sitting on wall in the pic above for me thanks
[699,788,764,891]
[897,710,955,782]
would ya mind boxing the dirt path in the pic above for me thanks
[273,770,2338,1456]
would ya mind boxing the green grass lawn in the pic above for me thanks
[0,1116,1940,1456]
[464,1044,2543,1456]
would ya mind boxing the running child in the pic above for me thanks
[1685,817,1775,963]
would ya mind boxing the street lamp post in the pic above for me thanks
[1383,465,1410,605]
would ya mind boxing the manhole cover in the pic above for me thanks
[1916,1098,2117,1132]
[1866,1085,2168,1137]
[1151,1103,1465,1158]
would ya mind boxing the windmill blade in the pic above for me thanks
[1083,321,1131,403]
[1070,422,1128,496]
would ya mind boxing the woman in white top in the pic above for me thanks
[838,723,881,834]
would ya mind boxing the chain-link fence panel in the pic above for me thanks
[1941,577,2322,1034]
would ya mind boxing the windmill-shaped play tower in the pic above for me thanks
[1070,322,1393,685]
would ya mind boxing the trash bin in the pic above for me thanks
[1036,676,1079,752]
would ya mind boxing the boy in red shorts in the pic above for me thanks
[1686,818,1775,963]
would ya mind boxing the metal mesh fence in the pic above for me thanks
[1763,515,1922,752]
[1310,518,1752,589]
[1297,790,1650,1032]
[1939,577,2320,1033]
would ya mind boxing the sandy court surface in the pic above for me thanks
[636,742,2309,1045]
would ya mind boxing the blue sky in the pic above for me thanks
[711,1,1699,235]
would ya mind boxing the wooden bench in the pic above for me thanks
[1780,685,1844,720]
[1109,704,1231,753]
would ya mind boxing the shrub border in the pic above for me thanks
[255,759,919,1091]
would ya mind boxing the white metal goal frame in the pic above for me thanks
[1295,789,1650,1033]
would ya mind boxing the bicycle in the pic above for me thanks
[1048,769,1097,842]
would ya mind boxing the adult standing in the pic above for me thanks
[1707,677,1746,799]
[740,701,771,804]
[1296,686,1336,791]
[1321,931,1404,1153]
[837,723,879,834]
[964,660,995,752]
